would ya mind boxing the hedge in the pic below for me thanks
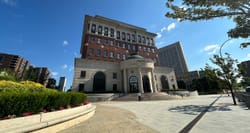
[0,92,87,118]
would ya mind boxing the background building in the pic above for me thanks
[239,60,250,77]
[72,15,178,93]
[26,66,50,86]
[0,53,30,79]
[46,78,57,89]
[58,76,67,91]
[158,41,189,75]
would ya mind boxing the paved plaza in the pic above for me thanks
[61,94,250,133]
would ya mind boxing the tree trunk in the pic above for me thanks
[229,86,237,105]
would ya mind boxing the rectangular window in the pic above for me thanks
[150,38,153,45]
[116,31,120,39]
[113,73,117,79]
[110,28,114,37]
[113,84,117,92]
[78,84,85,92]
[138,35,141,43]
[117,53,120,59]
[80,71,86,78]
[147,37,150,45]
[104,27,108,36]
[132,45,136,51]
[132,34,135,42]
[122,32,125,40]
[98,25,102,35]
[91,24,96,33]
[87,23,90,31]
[96,49,101,56]
[116,41,120,47]
[139,46,142,51]
[97,38,101,44]
[122,43,126,49]
[143,47,146,52]
[110,51,114,58]
[152,48,155,53]
[127,33,130,41]
[110,40,114,46]
[103,50,108,57]
[127,44,131,50]
[123,54,126,60]
[142,36,146,44]
[104,38,108,45]
[88,48,94,56]
[90,36,95,43]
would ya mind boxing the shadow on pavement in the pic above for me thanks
[168,104,232,115]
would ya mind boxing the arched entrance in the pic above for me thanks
[129,76,138,93]
[93,71,105,92]
[142,75,151,92]
[161,75,169,90]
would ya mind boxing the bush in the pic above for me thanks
[69,92,87,105]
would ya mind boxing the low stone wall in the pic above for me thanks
[0,103,96,133]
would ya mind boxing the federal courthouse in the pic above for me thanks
[71,15,178,93]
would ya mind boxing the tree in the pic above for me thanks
[210,53,243,105]
[166,0,250,48]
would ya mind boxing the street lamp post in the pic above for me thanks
[219,38,237,105]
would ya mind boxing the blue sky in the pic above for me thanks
[1,0,250,89]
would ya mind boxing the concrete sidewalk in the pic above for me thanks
[60,95,250,133]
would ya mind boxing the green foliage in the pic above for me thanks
[0,80,87,118]
[166,0,250,47]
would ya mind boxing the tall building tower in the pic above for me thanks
[158,42,189,75]
[0,53,30,79]
[58,77,67,91]
[80,15,159,65]
[26,66,50,86]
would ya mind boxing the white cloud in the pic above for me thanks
[202,44,220,55]
[74,52,78,57]
[247,53,250,59]
[156,33,162,38]
[167,22,176,31]
[69,66,74,72]
[51,71,58,77]
[160,27,167,32]
[62,40,69,46]
[1,0,16,6]
[62,64,68,69]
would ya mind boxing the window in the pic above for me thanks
[97,38,101,44]
[127,33,130,41]
[80,71,86,78]
[91,24,96,33]
[110,28,114,37]
[151,38,154,45]
[127,44,131,50]
[152,48,155,53]
[113,84,117,92]
[123,54,126,60]
[139,46,142,51]
[113,73,117,79]
[122,43,126,49]
[117,53,120,59]
[104,38,108,45]
[90,36,95,43]
[110,51,114,58]
[132,34,136,42]
[78,84,85,92]
[122,32,125,40]
[138,35,141,43]
[98,25,102,35]
[142,36,146,44]
[104,27,108,36]
[147,47,151,52]
[110,40,114,46]
[132,45,136,51]
[103,50,108,57]
[96,49,101,56]
[147,37,150,45]
[143,47,146,52]
[116,41,120,47]
[116,31,120,39]
[88,48,94,56]
[87,23,90,31]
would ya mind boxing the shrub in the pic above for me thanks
[69,92,87,105]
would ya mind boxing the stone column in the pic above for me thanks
[151,69,157,93]
[123,69,128,93]
[138,68,144,93]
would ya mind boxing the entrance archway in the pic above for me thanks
[142,75,151,92]
[93,71,105,92]
[129,76,138,93]
[161,75,169,90]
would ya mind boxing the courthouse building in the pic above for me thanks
[71,15,178,93]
